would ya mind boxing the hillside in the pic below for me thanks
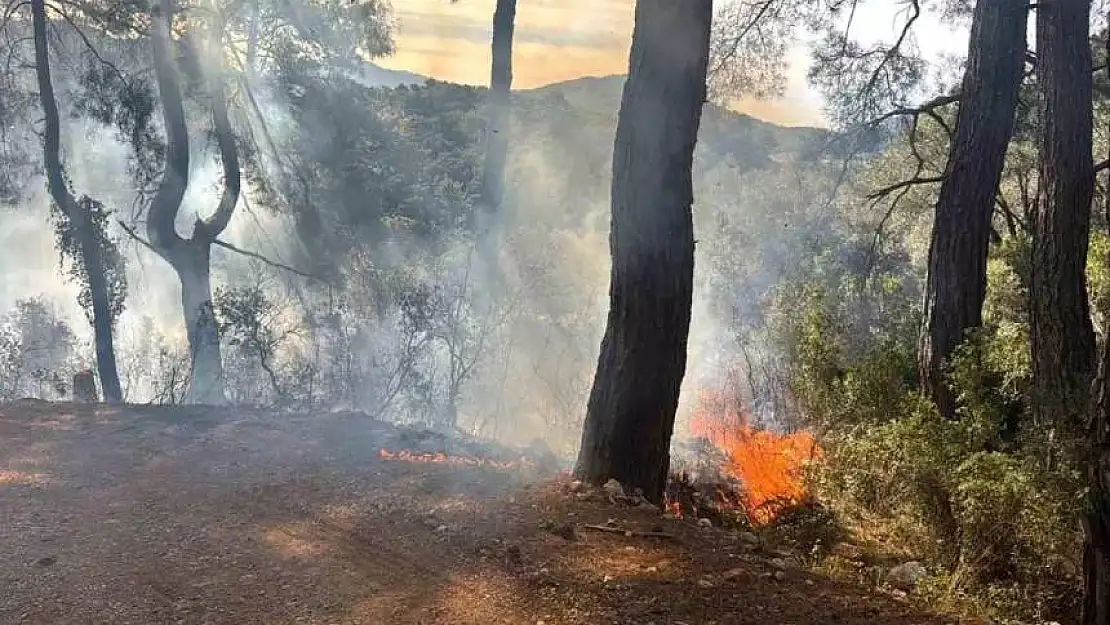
[519,74,830,169]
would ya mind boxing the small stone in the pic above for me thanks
[603,574,614,583]
[737,531,759,545]
[722,568,746,580]
[602,479,624,497]
[644,565,659,573]
[697,518,713,528]
[887,561,927,590]
[697,577,715,588]
[891,589,908,601]
[550,522,577,541]
[773,570,787,581]
[770,558,787,570]
[568,480,587,493]
[434,525,449,533]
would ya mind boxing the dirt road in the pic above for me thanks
[0,401,957,624]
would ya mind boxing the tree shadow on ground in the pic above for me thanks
[0,401,957,625]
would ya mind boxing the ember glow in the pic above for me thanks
[687,389,820,524]
[377,448,535,470]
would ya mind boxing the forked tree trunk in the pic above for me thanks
[918,0,1027,419]
[149,0,239,405]
[574,0,712,505]
[31,0,123,403]
[1031,0,1097,434]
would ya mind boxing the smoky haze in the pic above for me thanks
[0,2,835,459]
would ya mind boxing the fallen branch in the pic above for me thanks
[582,524,676,540]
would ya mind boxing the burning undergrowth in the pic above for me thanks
[375,426,561,473]
[667,389,821,527]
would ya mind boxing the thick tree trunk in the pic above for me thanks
[1031,0,1097,434]
[31,0,123,403]
[574,0,712,505]
[1083,14,1110,625]
[918,0,1027,419]
[175,245,225,405]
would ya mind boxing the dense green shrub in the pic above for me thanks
[778,239,1084,622]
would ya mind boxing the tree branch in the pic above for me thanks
[865,175,944,200]
[147,0,188,254]
[193,26,239,241]
[118,219,325,282]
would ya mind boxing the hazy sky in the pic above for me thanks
[378,0,968,127]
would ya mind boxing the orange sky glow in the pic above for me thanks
[378,0,828,127]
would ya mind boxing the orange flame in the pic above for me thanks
[378,448,535,470]
[688,389,819,524]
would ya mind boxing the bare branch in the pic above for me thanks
[44,0,130,88]
[118,219,326,283]
[866,174,944,200]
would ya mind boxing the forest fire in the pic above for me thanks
[680,389,820,525]
[377,448,535,470]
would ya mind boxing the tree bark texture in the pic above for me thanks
[1089,327,1110,624]
[1082,13,1110,625]
[31,0,123,403]
[1032,0,1097,435]
[149,0,240,405]
[574,0,712,505]
[918,0,1027,420]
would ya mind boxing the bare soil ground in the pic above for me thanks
[0,401,973,625]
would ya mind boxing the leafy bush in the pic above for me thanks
[780,242,1083,622]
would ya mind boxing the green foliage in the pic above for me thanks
[49,195,128,324]
[0,297,78,400]
[783,233,1084,620]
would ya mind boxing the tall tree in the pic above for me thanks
[574,0,713,504]
[30,0,126,403]
[1030,0,1097,435]
[1082,6,1109,624]
[469,0,517,292]
[479,0,515,222]
[148,0,240,404]
[917,0,1027,419]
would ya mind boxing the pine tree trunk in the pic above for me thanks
[176,245,225,405]
[1083,432,1110,624]
[480,0,515,219]
[918,0,1027,419]
[574,0,712,505]
[473,0,517,287]
[1031,0,1097,435]
[31,0,123,403]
